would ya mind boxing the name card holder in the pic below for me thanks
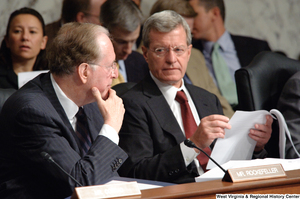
[222,164,286,182]
[71,181,141,199]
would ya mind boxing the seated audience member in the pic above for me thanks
[100,0,149,86]
[189,0,271,109]
[277,71,300,158]
[118,10,273,184]
[45,0,107,49]
[150,0,233,117]
[0,22,127,199]
[0,7,48,89]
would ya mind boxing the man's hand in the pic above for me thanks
[249,115,273,152]
[190,114,231,150]
[91,87,125,133]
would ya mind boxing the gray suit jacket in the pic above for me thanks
[118,74,223,184]
[277,71,300,158]
[0,72,127,199]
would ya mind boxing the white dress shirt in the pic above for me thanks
[150,72,205,175]
[50,74,119,145]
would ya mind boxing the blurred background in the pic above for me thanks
[1,0,299,60]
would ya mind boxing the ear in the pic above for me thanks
[187,44,192,59]
[76,12,86,23]
[77,63,89,84]
[142,46,149,63]
[211,6,221,20]
[40,35,48,50]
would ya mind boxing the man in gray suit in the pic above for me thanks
[118,10,273,184]
[0,22,127,199]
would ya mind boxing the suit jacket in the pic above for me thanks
[0,72,127,199]
[192,34,271,67]
[186,48,234,118]
[124,51,149,83]
[118,74,223,184]
[277,71,300,158]
[45,19,62,50]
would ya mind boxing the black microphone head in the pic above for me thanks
[41,151,54,163]
[184,139,196,148]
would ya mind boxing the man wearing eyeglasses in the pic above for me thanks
[0,22,127,199]
[117,10,273,184]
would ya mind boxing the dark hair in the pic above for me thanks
[198,0,225,22]
[61,0,91,23]
[0,7,47,70]
[150,0,197,18]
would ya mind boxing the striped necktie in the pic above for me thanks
[76,107,92,155]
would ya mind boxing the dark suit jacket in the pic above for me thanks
[118,74,223,184]
[192,34,271,67]
[0,72,127,199]
[277,71,300,158]
[124,51,149,83]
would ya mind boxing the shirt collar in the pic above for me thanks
[150,72,188,107]
[202,30,234,54]
[50,74,79,120]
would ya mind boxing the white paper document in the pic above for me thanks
[207,110,271,170]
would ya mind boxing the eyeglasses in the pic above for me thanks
[150,46,189,57]
[89,61,117,72]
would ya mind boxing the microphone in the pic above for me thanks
[41,151,83,187]
[184,139,226,173]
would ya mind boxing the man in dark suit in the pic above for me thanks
[45,0,106,49]
[0,22,127,199]
[117,10,273,184]
[277,71,300,159]
[100,0,148,86]
[189,0,271,108]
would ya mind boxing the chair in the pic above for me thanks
[0,88,16,113]
[112,82,136,97]
[235,51,300,157]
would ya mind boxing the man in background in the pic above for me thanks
[45,0,106,49]
[100,0,149,86]
[189,0,271,109]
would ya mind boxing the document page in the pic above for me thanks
[207,110,271,170]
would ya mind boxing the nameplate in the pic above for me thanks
[71,181,141,199]
[222,164,286,182]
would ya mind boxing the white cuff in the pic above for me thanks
[99,124,119,145]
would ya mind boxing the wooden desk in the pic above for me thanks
[135,169,300,198]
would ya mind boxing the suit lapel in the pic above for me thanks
[40,73,81,153]
[142,76,186,144]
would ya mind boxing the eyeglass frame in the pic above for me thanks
[149,45,191,57]
[88,61,117,73]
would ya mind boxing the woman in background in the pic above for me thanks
[0,7,48,89]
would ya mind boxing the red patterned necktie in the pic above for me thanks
[175,90,211,172]
[76,107,92,155]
